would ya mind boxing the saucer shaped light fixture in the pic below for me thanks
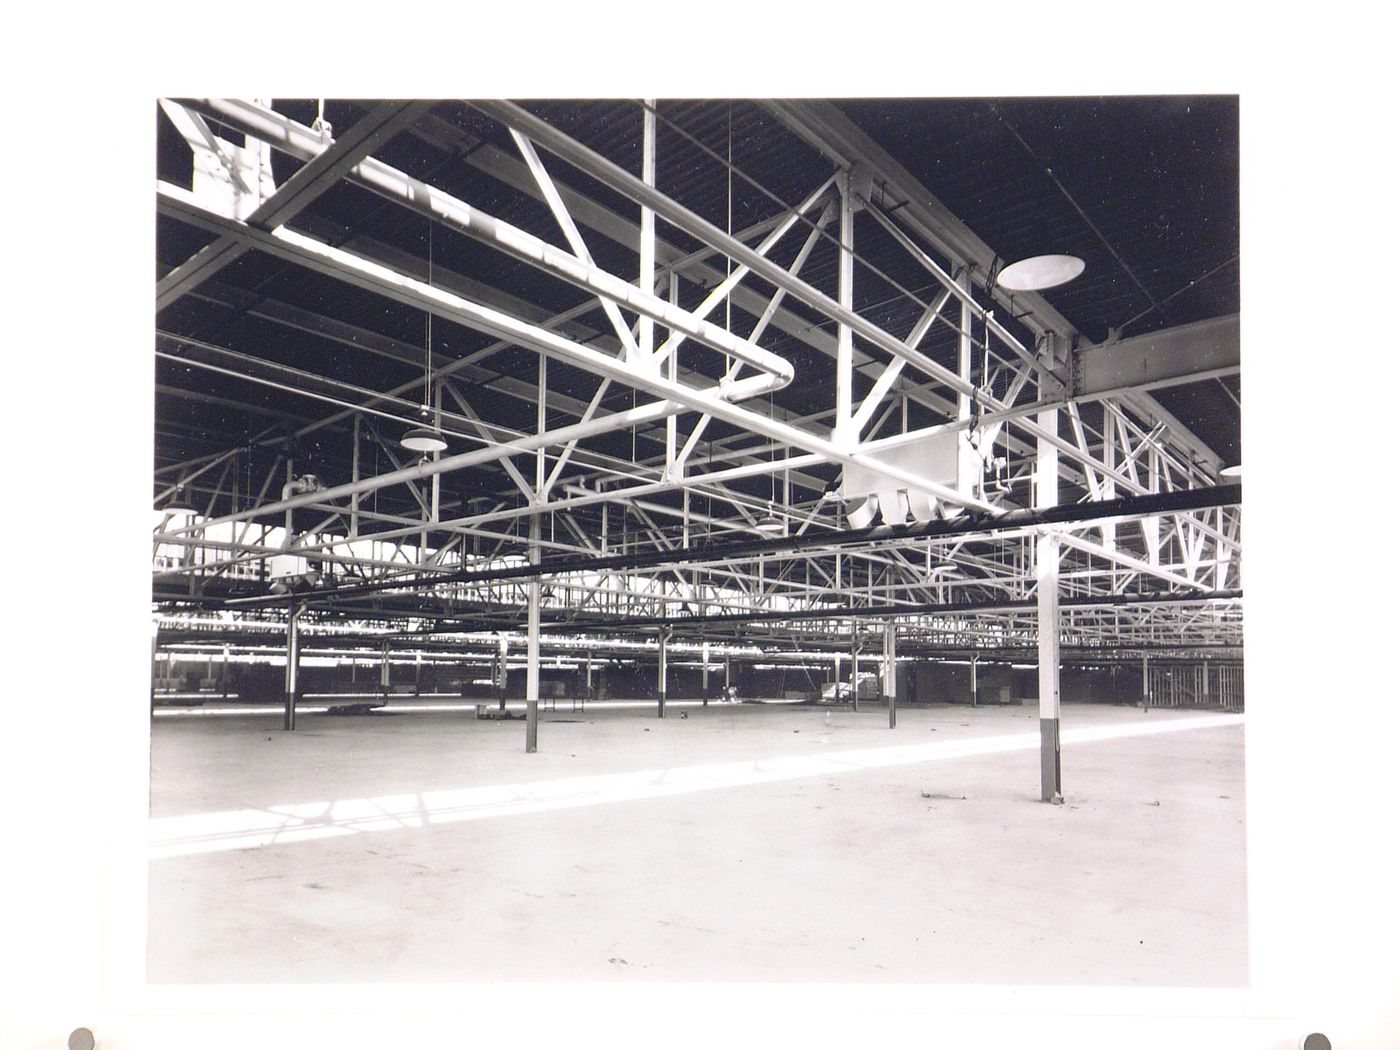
[756,504,786,535]
[996,254,1085,292]
[164,485,194,513]
[401,423,448,453]
[1221,464,1242,478]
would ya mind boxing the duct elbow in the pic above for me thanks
[281,474,326,499]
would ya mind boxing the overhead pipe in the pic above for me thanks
[281,473,324,500]
[229,484,1240,610]
[465,101,1189,498]
[177,99,1169,538]
[327,587,1243,638]
[180,99,1201,528]
[532,587,1243,635]
[468,100,1003,408]
[185,98,794,390]
[159,181,1002,528]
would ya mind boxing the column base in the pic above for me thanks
[1039,716,1061,801]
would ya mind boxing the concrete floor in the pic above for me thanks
[146,701,1247,986]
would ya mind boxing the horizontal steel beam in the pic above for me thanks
[157,101,432,311]
[1072,314,1239,400]
[210,483,1240,611]
[186,98,793,388]
[468,100,993,410]
[525,588,1244,635]
[159,177,1004,524]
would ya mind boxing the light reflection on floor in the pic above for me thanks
[151,698,722,717]
[148,713,1243,859]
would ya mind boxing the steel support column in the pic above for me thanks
[657,626,669,718]
[850,622,859,712]
[885,619,897,728]
[639,99,657,364]
[1036,406,1062,802]
[525,513,540,753]
[701,639,710,705]
[834,169,855,447]
[283,602,303,731]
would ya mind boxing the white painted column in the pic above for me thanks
[525,512,540,753]
[957,269,973,423]
[657,627,669,718]
[701,640,710,706]
[833,170,855,447]
[638,98,656,368]
[497,636,508,710]
[850,621,860,711]
[350,413,361,538]
[884,620,897,728]
[526,351,545,751]
[283,602,303,731]
[1036,403,1062,802]
[1102,418,1116,552]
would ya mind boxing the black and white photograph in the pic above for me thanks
[6,23,1398,1049]
[143,94,1249,983]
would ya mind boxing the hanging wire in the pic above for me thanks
[423,218,434,416]
[1119,253,1240,334]
[990,102,1169,324]
[725,101,733,345]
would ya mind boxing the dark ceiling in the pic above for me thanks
[155,96,1240,522]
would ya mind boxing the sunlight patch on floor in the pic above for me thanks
[148,713,1242,858]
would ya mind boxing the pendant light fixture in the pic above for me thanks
[403,219,448,454]
[755,388,785,534]
[996,253,1085,292]
[756,504,785,534]
[164,484,194,514]
[401,419,448,454]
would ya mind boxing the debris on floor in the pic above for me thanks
[323,702,387,717]
[921,791,966,800]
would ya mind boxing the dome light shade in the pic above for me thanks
[997,254,1085,292]
[756,508,785,535]
[1221,464,1242,478]
[163,485,194,513]
[402,426,448,453]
